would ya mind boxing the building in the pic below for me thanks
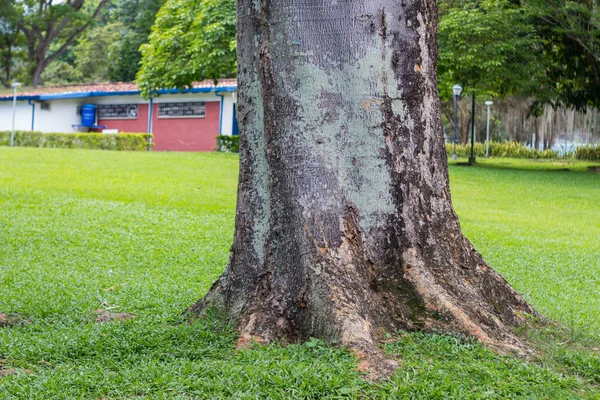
[0,79,238,152]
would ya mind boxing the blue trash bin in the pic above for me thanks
[81,104,97,127]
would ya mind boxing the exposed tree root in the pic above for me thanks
[348,340,399,380]
[186,237,539,379]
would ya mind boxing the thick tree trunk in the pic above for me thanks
[188,0,537,375]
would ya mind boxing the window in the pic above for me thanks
[158,102,206,118]
[97,104,138,119]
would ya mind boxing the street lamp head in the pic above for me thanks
[11,81,21,88]
[452,84,463,97]
[485,100,494,106]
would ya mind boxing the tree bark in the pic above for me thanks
[188,0,537,376]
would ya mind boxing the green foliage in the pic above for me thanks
[137,0,236,96]
[216,134,239,153]
[4,0,164,86]
[73,23,124,83]
[376,333,596,399]
[41,0,165,86]
[446,141,559,159]
[107,0,166,82]
[0,149,598,397]
[528,0,600,110]
[107,31,146,82]
[40,60,83,86]
[0,131,152,151]
[4,0,112,86]
[438,0,545,99]
[575,144,600,161]
[41,20,124,86]
[0,0,25,87]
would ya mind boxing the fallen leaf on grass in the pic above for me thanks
[0,313,11,326]
[0,313,29,327]
[39,359,53,367]
[103,284,127,292]
[0,368,33,377]
[92,309,134,323]
[0,369,16,377]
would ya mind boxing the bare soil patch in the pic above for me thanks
[92,309,134,323]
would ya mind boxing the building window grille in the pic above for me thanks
[158,102,206,118]
[98,104,138,119]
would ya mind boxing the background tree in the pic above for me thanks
[39,0,164,85]
[13,0,111,86]
[528,0,600,110]
[107,0,165,82]
[437,0,547,143]
[136,0,235,95]
[75,22,123,82]
[41,21,123,85]
[0,0,24,87]
[438,0,545,99]
[186,0,537,376]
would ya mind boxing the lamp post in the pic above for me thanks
[468,93,476,164]
[485,100,493,157]
[10,81,21,147]
[452,84,462,161]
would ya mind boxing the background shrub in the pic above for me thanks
[216,135,239,153]
[446,141,558,159]
[575,145,600,161]
[0,131,152,151]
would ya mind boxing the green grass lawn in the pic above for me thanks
[0,147,599,399]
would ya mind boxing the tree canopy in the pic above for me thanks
[528,0,600,110]
[135,0,600,112]
[0,0,166,87]
[0,0,24,87]
[3,0,599,112]
[136,0,235,96]
[1,0,112,86]
[437,0,546,99]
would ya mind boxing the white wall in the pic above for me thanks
[0,101,33,131]
[220,93,236,136]
[34,99,81,132]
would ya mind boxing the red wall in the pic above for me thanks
[98,104,149,133]
[151,101,220,152]
[95,100,220,152]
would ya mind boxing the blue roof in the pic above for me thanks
[0,85,237,102]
